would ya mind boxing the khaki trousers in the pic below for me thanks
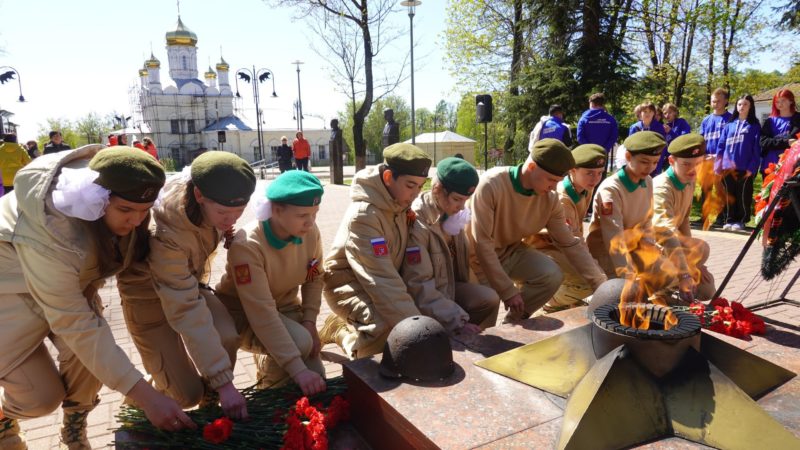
[234,307,325,388]
[539,247,593,311]
[666,237,716,301]
[496,246,563,321]
[122,289,239,408]
[0,295,101,420]
[325,287,391,360]
[454,281,500,329]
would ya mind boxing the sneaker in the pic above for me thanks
[319,314,348,347]
[722,223,733,231]
[60,411,90,450]
[730,222,744,231]
[0,418,27,450]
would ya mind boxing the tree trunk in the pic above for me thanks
[503,0,524,165]
[675,0,699,107]
[706,0,717,107]
[353,3,373,171]
[641,0,660,69]
[722,0,743,89]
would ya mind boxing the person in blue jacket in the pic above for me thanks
[760,88,800,176]
[577,93,619,158]
[715,94,761,231]
[700,88,733,158]
[629,101,668,175]
[699,88,733,227]
[537,105,573,146]
[662,103,692,144]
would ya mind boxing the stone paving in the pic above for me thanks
[15,173,800,449]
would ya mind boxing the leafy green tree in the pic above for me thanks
[777,0,800,29]
[37,118,79,148]
[75,112,113,145]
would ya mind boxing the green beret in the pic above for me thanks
[267,170,324,206]
[383,143,431,178]
[624,131,666,156]
[572,144,607,169]
[190,151,256,207]
[89,147,165,203]
[436,157,479,196]
[531,138,575,176]
[668,133,706,158]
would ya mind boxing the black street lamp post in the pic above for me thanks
[0,66,26,135]
[235,66,277,163]
[400,1,421,144]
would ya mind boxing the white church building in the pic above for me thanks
[131,16,334,168]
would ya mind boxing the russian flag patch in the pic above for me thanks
[405,246,422,265]
[371,237,389,257]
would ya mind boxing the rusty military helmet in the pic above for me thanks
[379,316,454,382]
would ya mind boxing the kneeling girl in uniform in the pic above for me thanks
[401,157,500,333]
[216,170,326,396]
[0,146,194,450]
[116,152,256,420]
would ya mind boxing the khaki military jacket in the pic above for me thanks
[400,191,470,332]
[527,176,592,249]
[652,167,693,273]
[116,176,233,388]
[653,167,693,238]
[0,146,143,394]
[323,165,420,327]
[467,165,607,301]
[587,167,655,277]
[216,220,323,377]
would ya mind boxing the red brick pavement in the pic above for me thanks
[15,180,800,449]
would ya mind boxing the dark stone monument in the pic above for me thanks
[381,108,400,149]
[329,119,344,185]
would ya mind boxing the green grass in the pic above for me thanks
[689,173,764,228]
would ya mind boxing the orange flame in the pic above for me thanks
[696,158,729,230]
[608,216,704,331]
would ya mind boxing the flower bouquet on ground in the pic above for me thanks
[675,298,767,340]
[114,376,349,449]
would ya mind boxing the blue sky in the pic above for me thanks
[0,0,793,138]
[0,0,453,136]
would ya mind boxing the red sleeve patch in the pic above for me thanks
[234,264,252,285]
[601,202,613,216]
[371,237,389,257]
[405,246,422,265]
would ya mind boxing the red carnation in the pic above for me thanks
[203,417,233,444]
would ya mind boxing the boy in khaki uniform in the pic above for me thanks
[653,133,716,299]
[401,158,500,334]
[321,144,431,358]
[587,131,698,300]
[216,171,327,396]
[527,144,607,312]
[467,139,607,322]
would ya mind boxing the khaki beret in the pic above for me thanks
[668,133,706,158]
[624,131,666,156]
[383,143,431,178]
[572,144,607,169]
[191,151,256,207]
[531,138,575,176]
[89,147,165,203]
